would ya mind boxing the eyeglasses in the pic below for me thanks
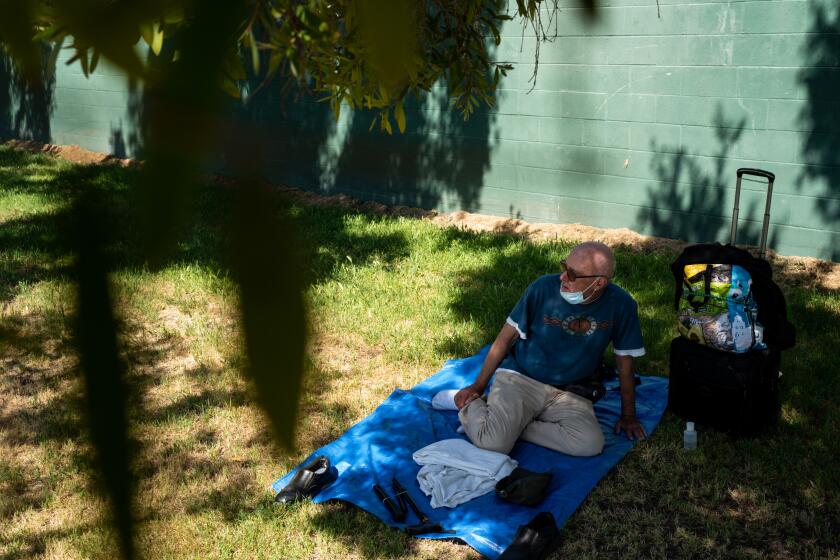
[560,260,603,282]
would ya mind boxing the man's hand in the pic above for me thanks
[615,416,647,440]
[454,384,482,409]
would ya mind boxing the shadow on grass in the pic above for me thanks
[142,387,249,425]
[0,525,97,560]
[558,410,836,558]
[308,502,433,560]
[435,223,838,557]
[572,299,838,558]
[0,147,415,302]
[0,147,419,533]
[2,146,838,556]
[0,316,85,447]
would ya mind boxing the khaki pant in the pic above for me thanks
[458,369,605,457]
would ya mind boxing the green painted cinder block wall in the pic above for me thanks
[0,43,143,156]
[1,0,838,260]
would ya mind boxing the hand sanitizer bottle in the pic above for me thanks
[683,421,697,450]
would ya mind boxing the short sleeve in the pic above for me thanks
[612,298,645,357]
[506,281,538,340]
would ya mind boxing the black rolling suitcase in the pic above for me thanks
[667,168,795,436]
[668,337,780,435]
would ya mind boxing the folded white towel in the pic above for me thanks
[413,438,517,508]
[431,389,459,411]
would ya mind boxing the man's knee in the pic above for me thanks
[465,431,516,455]
[459,397,521,455]
[461,417,518,455]
[566,429,604,457]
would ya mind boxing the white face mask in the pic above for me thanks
[560,278,599,305]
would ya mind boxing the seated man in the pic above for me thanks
[454,242,647,457]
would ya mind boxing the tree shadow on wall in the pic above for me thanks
[636,106,778,251]
[797,3,840,262]
[0,45,56,143]
[235,49,498,214]
[109,79,147,159]
[233,76,334,192]
[326,83,497,213]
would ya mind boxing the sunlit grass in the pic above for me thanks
[1,145,838,559]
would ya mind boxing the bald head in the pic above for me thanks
[569,242,615,279]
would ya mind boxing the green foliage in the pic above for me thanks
[3,1,570,128]
[0,2,591,559]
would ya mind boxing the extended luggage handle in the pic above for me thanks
[731,168,776,260]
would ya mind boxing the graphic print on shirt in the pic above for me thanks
[544,314,611,336]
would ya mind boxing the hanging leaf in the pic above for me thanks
[139,22,154,47]
[381,110,392,134]
[151,21,164,56]
[378,82,390,104]
[249,29,260,74]
[394,99,406,133]
[79,49,90,77]
[89,49,100,74]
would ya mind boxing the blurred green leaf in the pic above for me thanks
[248,29,259,74]
[71,182,135,560]
[226,134,306,449]
[89,49,100,74]
[139,21,154,47]
[0,0,40,83]
[0,3,601,560]
[381,110,392,134]
[77,48,90,76]
[151,21,164,55]
[355,0,419,92]
[137,1,245,267]
[394,99,406,133]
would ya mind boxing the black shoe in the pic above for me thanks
[498,512,560,560]
[496,467,552,506]
[274,456,338,505]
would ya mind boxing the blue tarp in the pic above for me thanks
[273,347,669,559]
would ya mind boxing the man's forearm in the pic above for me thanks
[471,324,518,392]
[615,354,636,418]
[472,345,507,391]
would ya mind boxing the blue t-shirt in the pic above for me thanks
[499,274,645,386]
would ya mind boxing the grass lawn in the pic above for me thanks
[0,144,837,559]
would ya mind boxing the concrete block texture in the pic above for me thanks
[2,0,838,260]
